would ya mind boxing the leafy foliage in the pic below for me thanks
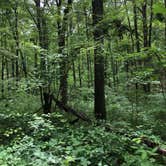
[0,0,166,165]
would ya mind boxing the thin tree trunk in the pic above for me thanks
[13,5,19,83]
[1,55,4,97]
[20,50,27,77]
[1,32,4,97]
[109,42,116,88]
[124,0,134,52]
[11,58,15,78]
[148,0,153,47]
[6,59,10,92]
[142,0,148,48]
[133,0,140,52]
[86,51,90,88]
[78,57,82,88]
[142,0,151,92]
[84,8,91,87]
[72,60,76,87]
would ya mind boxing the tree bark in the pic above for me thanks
[133,0,140,52]
[1,54,4,97]
[78,57,82,87]
[142,0,151,93]
[92,0,106,119]
[84,8,91,87]
[34,0,51,113]
[57,0,72,105]
[124,0,134,52]
[13,5,19,83]
[148,0,153,47]
[72,60,76,87]
[142,0,148,48]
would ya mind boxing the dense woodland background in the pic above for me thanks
[0,0,166,165]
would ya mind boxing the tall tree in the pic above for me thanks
[56,0,72,105]
[92,0,106,119]
[133,0,140,52]
[142,0,148,48]
[142,0,151,92]
[148,0,153,47]
[34,0,51,114]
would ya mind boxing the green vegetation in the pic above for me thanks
[0,0,166,165]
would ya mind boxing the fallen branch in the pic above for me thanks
[52,94,91,123]
[141,137,166,156]
[105,126,166,156]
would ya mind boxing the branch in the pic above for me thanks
[105,126,166,156]
[141,137,166,156]
[51,94,91,123]
[24,0,38,27]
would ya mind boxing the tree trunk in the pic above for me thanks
[78,57,82,87]
[142,0,151,93]
[148,0,153,47]
[133,0,140,52]
[72,60,76,87]
[92,0,106,120]
[6,59,10,92]
[124,0,134,52]
[142,0,148,48]
[57,0,72,105]
[84,8,91,88]
[35,0,51,113]
[13,5,19,83]
[1,55,4,97]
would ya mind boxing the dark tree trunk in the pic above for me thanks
[72,60,76,87]
[148,0,153,47]
[142,0,151,93]
[13,5,19,83]
[1,55,4,97]
[11,58,15,78]
[92,0,106,120]
[0,31,4,97]
[142,0,148,48]
[6,59,10,92]
[78,57,82,87]
[133,0,140,52]
[20,50,27,78]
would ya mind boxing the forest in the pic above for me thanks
[0,0,166,165]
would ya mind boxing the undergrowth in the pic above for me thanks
[0,90,166,166]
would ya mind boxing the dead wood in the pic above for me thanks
[51,94,91,123]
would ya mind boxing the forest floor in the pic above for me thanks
[0,88,166,165]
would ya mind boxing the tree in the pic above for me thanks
[133,0,140,52]
[56,0,73,105]
[92,0,106,119]
[34,0,51,114]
